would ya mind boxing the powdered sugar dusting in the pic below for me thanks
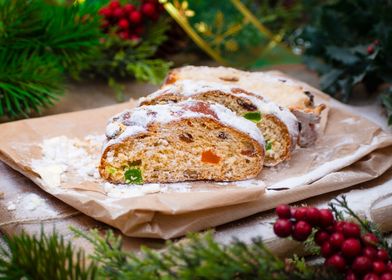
[104,100,265,150]
[142,80,298,147]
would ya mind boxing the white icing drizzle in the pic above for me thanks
[104,100,265,151]
[142,80,299,147]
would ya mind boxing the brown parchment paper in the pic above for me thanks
[1,87,392,239]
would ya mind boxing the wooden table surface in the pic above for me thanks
[1,64,391,256]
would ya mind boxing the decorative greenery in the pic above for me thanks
[0,0,102,119]
[293,0,392,124]
[0,230,97,279]
[3,197,388,279]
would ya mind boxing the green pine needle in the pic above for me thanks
[0,230,97,279]
[0,50,63,118]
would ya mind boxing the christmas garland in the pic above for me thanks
[1,196,391,279]
[292,0,392,125]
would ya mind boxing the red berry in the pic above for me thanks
[276,204,291,219]
[363,246,378,260]
[362,233,379,247]
[325,254,346,272]
[118,31,129,40]
[330,232,345,249]
[315,230,330,246]
[141,2,156,17]
[346,271,358,280]
[118,19,129,29]
[319,209,334,228]
[273,219,292,238]
[293,207,308,221]
[134,25,144,35]
[342,238,362,258]
[381,273,392,280]
[306,207,321,226]
[129,34,140,41]
[387,262,392,272]
[374,261,387,274]
[364,273,380,280]
[112,7,124,18]
[321,241,335,258]
[292,221,312,241]
[109,0,121,10]
[368,45,375,54]
[129,11,142,23]
[352,256,373,274]
[334,221,346,233]
[123,4,135,14]
[343,222,361,238]
[374,39,380,46]
[99,7,112,18]
[377,249,389,261]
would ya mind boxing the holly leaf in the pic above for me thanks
[325,46,359,65]
[320,69,343,90]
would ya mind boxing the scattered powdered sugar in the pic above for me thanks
[268,136,382,190]
[31,135,103,188]
[7,201,16,211]
[6,193,57,216]
[231,179,266,188]
[340,117,360,125]
[103,182,193,198]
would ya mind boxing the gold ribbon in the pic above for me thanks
[160,0,227,65]
[161,0,288,65]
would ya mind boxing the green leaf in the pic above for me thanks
[320,69,343,90]
[243,112,262,123]
[124,168,143,185]
[325,46,360,65]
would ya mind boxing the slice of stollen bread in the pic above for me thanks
[139,80,299,166]
[99,100,265,184]
[162,65,326,147]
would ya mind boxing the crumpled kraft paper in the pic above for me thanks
[1,81,392,239]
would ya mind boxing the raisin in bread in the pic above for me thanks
[163,65,326,147]
[139,80,299,166]
[99,100,265,184]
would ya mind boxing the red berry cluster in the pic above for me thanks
[367,40,380,55]
[273,205,392,280]
[99,0,162,41]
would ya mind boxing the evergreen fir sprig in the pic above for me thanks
[0,50,63,118]
[72,228,338,280]
[0,230,97,280]
[0,0,103,118]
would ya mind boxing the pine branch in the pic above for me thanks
[0,50,63,118]
[73,228,339,280]
[0,230,97,280]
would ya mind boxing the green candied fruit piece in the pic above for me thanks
[106,166,117,175]
[124,168,143,185]
[266,140,273,151]
[243,112,262,123]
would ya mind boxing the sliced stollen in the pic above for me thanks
[99,100,265,184]
[163,65,326,147]
[139,80,299,166]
